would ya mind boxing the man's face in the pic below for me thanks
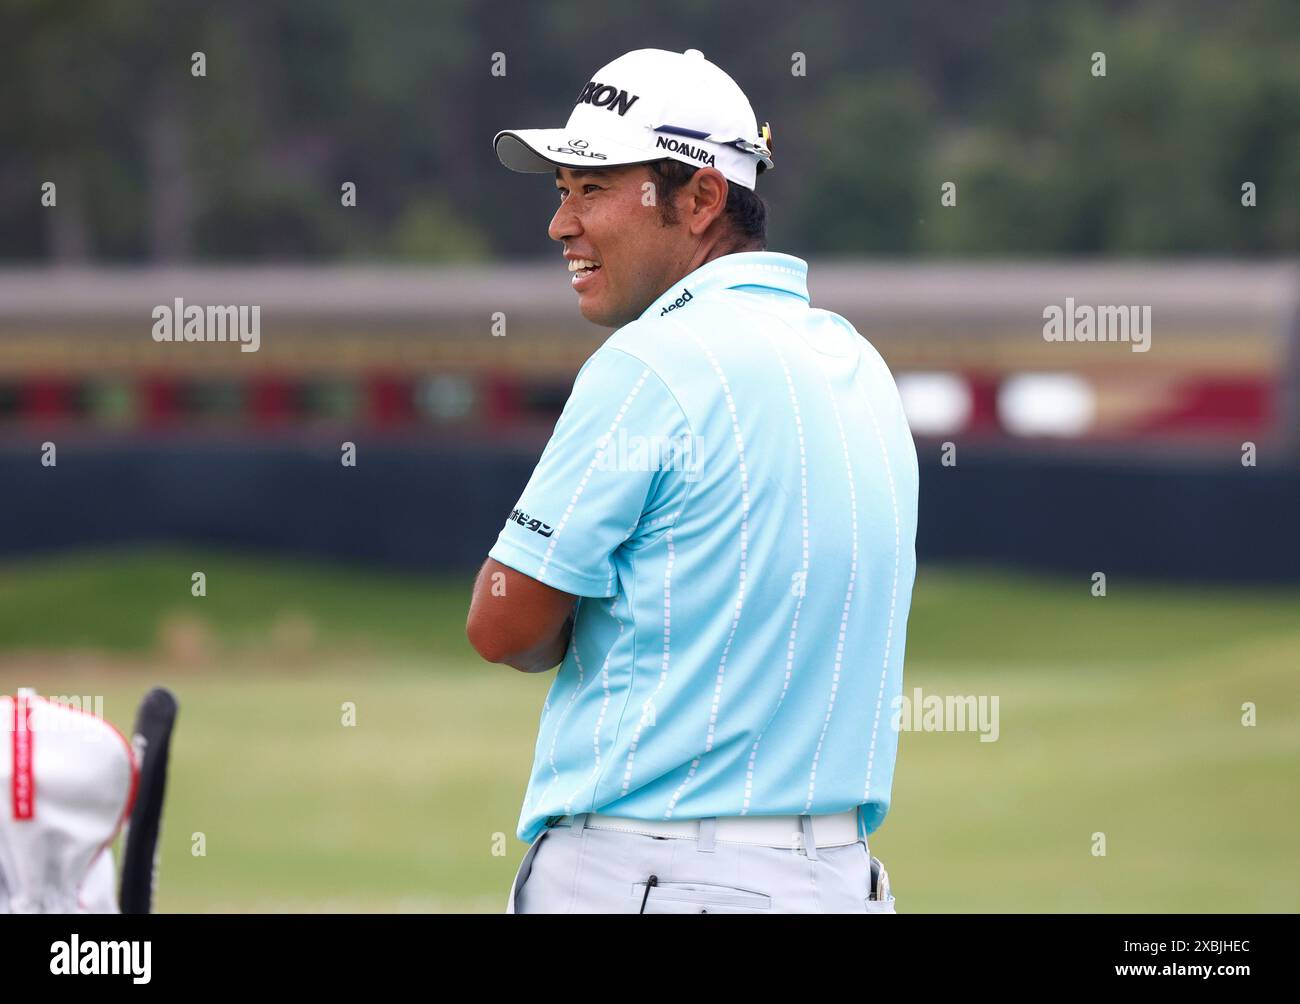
[549,164,689,328]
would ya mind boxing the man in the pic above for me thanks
[467,48,919,913]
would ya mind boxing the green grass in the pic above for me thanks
[0,547,477,661]
[2,548,1297,912]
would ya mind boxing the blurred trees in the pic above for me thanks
[0,0,1294,261]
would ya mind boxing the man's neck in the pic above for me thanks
[627,237,765,327]
[680,237,762,280]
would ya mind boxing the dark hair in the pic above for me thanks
[647,159,767,249]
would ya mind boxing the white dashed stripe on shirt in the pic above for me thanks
[561,610,623,815]
[665,330,749,819]
[860,373,903,803]
[538,368,650,582]
[804,362,859,813]
[620,527,673,796]
[530,620,587,813]
[742,326,808,814]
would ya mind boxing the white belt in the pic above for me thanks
[550,808,861,848]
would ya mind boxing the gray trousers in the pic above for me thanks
[506,813,898,914]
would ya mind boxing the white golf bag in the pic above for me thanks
[1,687,176,914]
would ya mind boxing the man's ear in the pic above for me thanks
[688,167,730,236]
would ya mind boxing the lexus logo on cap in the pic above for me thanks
[546,137,607,160]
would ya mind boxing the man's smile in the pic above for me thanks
[566,255,603,291]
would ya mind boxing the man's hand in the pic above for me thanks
[466,558,578,673]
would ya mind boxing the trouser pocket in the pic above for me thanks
[865,852,896,913]
[505,831,548,914]
[631,880,772,914]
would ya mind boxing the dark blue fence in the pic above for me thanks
[3,445,1297,582]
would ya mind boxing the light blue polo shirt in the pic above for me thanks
[489,251,919,844]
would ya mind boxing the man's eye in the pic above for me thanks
[557,183,601,202]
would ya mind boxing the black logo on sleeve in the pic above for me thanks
[510,508,554,537]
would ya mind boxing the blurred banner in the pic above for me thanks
[2,262,1295,449]
[2,262,1297,579]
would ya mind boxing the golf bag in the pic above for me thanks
[0,687,177,914]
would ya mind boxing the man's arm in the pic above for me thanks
[466,558,578,673]
[468,348,688,672]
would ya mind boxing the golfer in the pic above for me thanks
[467,48,919,913]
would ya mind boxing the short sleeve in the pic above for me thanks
[489,346,691,597]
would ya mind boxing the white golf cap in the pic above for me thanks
[495,48,773,190]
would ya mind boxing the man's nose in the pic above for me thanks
[548,198,581,243]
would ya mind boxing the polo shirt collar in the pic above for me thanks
[640,251,809,320]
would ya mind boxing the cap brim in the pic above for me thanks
[494,128,659,174]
